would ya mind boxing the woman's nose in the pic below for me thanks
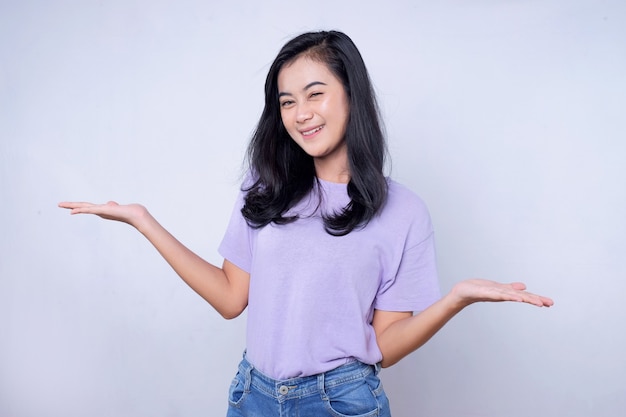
[296,104,313,123]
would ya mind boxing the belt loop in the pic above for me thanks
[243,358,254,393]
[317,371,327,400]
[374,362,382,375]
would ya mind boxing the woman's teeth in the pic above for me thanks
[303,126,323,136]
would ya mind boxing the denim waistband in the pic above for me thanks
[237,355,379,401]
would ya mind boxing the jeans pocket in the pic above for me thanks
[228,370,249,407]
[323,374,382,417]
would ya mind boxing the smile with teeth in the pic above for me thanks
[301,125,324,136]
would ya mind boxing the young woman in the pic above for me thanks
[59,30,553,417]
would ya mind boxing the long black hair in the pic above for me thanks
[241,30,388,236]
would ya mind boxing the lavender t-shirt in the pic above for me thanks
[218,178,440,379]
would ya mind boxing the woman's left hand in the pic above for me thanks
[451,279,554,308]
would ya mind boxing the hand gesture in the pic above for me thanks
[451,279,554,308]
[58,201,149,228]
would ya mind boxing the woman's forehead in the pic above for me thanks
[277,56,338,91]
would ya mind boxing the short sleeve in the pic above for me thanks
[372,182,441,313]
[218,190,254,273]
[373,232,441,313]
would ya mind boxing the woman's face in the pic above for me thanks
[277,56,350,180]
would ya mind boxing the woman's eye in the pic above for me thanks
[280,100,294,107]
[310,92,322,98]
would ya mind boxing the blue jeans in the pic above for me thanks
[226,354,392,417]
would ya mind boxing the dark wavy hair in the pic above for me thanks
[241,30,388,236]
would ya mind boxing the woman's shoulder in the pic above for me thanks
[379,178,434,241]
[385,178,429,213]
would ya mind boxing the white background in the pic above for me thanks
[1,1,625,416]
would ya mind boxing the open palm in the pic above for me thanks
[58,201,149,227]
[451,279,553,308]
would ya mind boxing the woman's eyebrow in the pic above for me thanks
[279,81,328,98]
[303,81,327,90]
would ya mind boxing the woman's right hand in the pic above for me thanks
[58,201,149,228]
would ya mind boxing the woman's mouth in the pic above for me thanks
[301,125,324,137]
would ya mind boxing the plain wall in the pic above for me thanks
[1,1,624,416]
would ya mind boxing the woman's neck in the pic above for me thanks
[313,150,350,184]
[315,166,350,184]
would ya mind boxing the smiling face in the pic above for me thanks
[277,55,351,182]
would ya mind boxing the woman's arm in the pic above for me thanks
[58,201,250,319]
[373,279,554,367]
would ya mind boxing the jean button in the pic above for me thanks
[279,385,289,395]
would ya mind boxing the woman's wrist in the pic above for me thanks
[443,284,474,313]
[132,205,155,233]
